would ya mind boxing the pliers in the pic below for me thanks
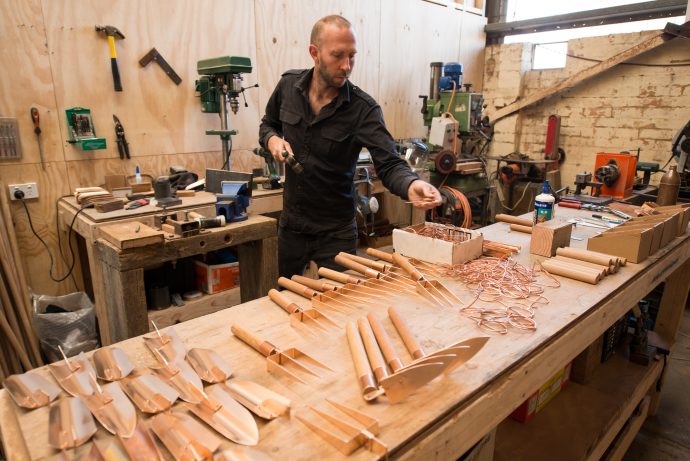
[113,114,130,159]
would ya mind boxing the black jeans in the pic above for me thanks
[278,226,358,279]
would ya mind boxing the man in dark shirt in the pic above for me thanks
[259,14,441,278]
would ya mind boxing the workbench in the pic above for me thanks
[57,193,278,345]
[3,207,689,460]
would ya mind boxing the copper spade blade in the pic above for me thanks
[144,326,186,364]
[152,359,204,404]
[93,347,135,381]
[379,361,447,404]
[186,384,260,446]
[119,420,165,460]
[187,348,234,383]
[49,352,97,397]
[151,411,222,460]
[5,372,61,409]
[225,380,291,420]
[121,373,179,413]
[48,396,97,449]
[83,381,137,437]
[421,337,490,373]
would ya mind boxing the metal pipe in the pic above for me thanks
[429,62,443,101]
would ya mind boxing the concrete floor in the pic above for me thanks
[623,307,690,461]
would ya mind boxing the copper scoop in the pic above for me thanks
[4,372,61,409]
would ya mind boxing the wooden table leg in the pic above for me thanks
[99,262,147,343]
[238,236,278,303]
[649,257,690,415]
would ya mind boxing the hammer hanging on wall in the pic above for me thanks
[95,25,125,92]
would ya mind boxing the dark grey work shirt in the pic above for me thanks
[259,68,419,235]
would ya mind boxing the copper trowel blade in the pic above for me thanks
[48,396,98,449]
[379,361,447,404]
[429,336,489,373]
[187,348,234,384]
[119,420,165,460]
[187,384,260,446]
[84,382,137,438]
[121,374,179,413]
[93,347,135,381]
[225,380,291,420]
[5,372,61,409]
[151,411,222,460]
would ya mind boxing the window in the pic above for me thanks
[532,42,568,69]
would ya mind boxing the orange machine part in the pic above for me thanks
[593,152,637,198]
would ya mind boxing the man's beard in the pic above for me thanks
[318,61,348,88]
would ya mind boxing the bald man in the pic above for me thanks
[259,14,441,279]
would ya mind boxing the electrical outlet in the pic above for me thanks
[9,183,39,200]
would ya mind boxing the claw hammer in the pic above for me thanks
[95,25,125,91]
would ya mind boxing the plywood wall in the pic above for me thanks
[0,0,487,296]
[483,31,690,189]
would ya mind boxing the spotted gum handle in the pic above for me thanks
[357,318,389,381]
[231,324,273,357]
[388,306,425,360]
[318,267,360,285]
[268,288,300,314]
[278,277,317,298]
[334,254,380,279]
[366,247,394,263]
[292,275,335,292]
[367,312,403,372]
[391,252,423,281]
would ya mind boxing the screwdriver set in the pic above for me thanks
[65,107,106,150]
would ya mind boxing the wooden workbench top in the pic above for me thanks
[2,207,689,460]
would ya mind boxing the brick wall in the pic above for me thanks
[483,30,690,188]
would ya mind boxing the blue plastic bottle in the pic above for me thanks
[533,180,555,224]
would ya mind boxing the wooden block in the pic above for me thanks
[98,222,164,250]
[176,189,196,197]
[104,175,127,192]
[570,335,604,384]
[94,198,124,213]
[131,182,152,193]
[530,220,572,257]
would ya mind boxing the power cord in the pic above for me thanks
[16,190,89,283]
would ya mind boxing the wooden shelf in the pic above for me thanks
[494,352,664,461]
[147,287,241,329]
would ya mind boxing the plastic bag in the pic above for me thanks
[32,291,99,363]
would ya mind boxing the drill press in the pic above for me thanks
[196,56,258,170]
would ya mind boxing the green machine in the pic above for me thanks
[195,56,257,169]
[416,62,493,226]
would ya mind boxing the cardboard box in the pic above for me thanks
[392,222,483,265]
[510,362,572,423]
[194,260,240,294]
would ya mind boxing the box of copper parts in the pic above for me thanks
[510,362,572,423]
[392,222,483,265]
[587,207,687,263]
[194,260,240,294]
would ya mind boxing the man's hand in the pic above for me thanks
[407,180,442,209]
[267,135,295,164]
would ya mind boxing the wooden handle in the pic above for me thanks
[366,247,394,263]
[278,277,317,298]
[510,223,533,234]
[545,258,604,278]
[291,275,330,292]
[334,254,380,279]
[553,255,610,274]
[367,312,404,373]
[555,247,614,267]
[541,260,601,284]
[392,252,423,281]
[318,267,360,285]
[357,318,389,381]
[268,288,299,314]
[388,306,424,359]
[338,252,387,273]
[495,214,533,227]
[346,322,378,394]
[231,324,272,356]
